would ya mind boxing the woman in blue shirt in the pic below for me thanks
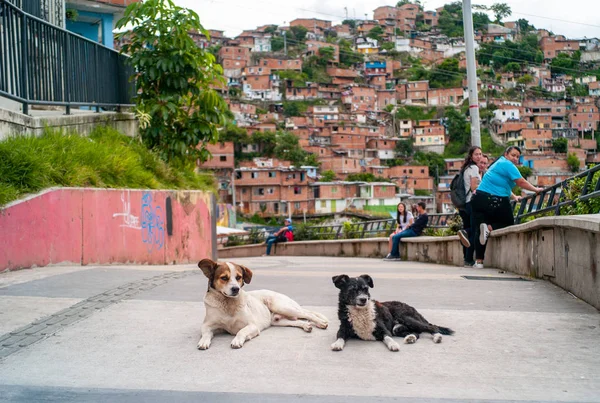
[472,146,543,268]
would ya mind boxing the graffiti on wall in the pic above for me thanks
[141,192,165,253]
[113,191,142,230]
[216,203,236,228]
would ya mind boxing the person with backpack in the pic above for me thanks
[471,146,543,268]
[453,146,483,267]
[263,218,293,256]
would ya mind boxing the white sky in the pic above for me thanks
[177,0,600,40]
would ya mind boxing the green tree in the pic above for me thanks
[320,170,337,182]
[517,74,534,85]
[567,152,581,172]
[550,53,578,76]
[517,165,533,178]
[318,46,335,65]
[289,26,308,43]
[552,137,568,153]
[116,0,230,163]
[504,62,521,73]
[395,138,414,158]
[429,58,462,88]
[263,25,278,35]
[368,26,385,42]
[342,19,357,29]
[516,18,535,33]
[271,36,284,52]
[489,3,512,23]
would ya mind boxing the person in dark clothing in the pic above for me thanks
[384,202,428,261]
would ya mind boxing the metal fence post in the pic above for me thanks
[20,11,29,114]
[64,31,70,114]
[94,43,100,113]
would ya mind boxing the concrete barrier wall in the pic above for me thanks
[218,215,600,310]
[0,108,138,140]
[0,188,216,270]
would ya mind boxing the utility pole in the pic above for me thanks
[344,7,348,20]
[283,30,287,55]
[231,170,237,228]
[462,0,481,147]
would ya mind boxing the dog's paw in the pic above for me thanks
[331,338,345,351]
[433,333,442,344]
[230,337,245,349]
[315,320,328,330]
[387,340,400,352]
[197,339,211,350]
[302,322,313,332]
[404,334,417,344]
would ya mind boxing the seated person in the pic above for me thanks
[384,202,428,261]
[263,218,293,256]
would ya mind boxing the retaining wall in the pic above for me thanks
[0,188,216,270]
[218,215,600,310]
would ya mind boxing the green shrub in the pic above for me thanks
[0,126,216,206]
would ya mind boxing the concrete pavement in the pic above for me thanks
[0,257,599,402]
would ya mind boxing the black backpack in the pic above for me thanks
[450,168,470,210]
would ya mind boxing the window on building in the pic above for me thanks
[294,202,301,209]
[236,171,242,179]
[251,172,259,179]
[255,188,265,196]
[421,169,425,174]
[294,187,301,195]
[331,187,338,193]
[321,200,326,208]
[242,188,247,194]
[259,202,267,211]
[219,156,227,162]
[269,172,276,178]
[409,169,413,174]
[381,186,387,191]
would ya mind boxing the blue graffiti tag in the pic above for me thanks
[141,192,165,253]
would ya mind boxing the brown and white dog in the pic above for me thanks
[197,258,329,349]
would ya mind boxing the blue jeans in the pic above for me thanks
[265,235,277,255]
[390,228,418,258]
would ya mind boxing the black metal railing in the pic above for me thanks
[219,213,456,246]
[0,0,135,114]
[514,164,600,223]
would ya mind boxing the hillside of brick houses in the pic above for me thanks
[171,2,600,218]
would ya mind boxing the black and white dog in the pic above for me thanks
[331,274,454,352]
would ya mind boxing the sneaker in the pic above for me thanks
[463,260,475,267]
[473,262,484,269]
[458,230,471,248]
[383,255,402,261]
[479,223,491,245]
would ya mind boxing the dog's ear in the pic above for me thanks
[239,264,253,284]
[360,274,374,288]
[198,259,217,279]
[332,274,349,289]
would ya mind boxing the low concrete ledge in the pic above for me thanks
[219,215,600,310]
[0,108,138,140]
[218,235,463,266]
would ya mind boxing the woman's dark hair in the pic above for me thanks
[504,145,522,155]
[461,146,482,171]
[396,202,408,225]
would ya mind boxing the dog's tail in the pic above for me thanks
[436,326,454,336]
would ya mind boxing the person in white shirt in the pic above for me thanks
[387,202,414,255]
[457,146,483,267]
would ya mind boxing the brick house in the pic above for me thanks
[427,87,465,107]
[198,142,236,202]
[521,129,554,153]
[377,90,397,109]
[290,18,332,33]
[539,36,580,60]
[327,67,359,86]
[257,58,303,71]
[235,165,314,216]
[343,86,377,112]
[569,104,600,133]
[218,46,251,64]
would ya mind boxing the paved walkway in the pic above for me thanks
[0,257,599,402]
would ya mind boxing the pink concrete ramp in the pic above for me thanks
[0,188,215,270]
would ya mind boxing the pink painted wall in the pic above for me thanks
[0,188,215,271]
